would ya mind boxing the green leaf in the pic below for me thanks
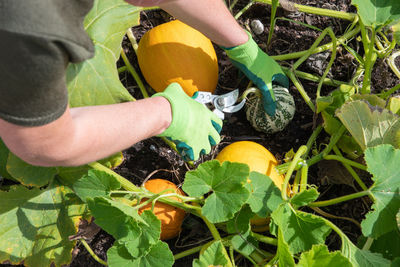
[297,244,352,267]
[0,139,14,180]
[0,182,86,266]
[316,85,355,114]
[362,145,400,237]
[107,240,174,267]
[290,188,319,207]
[73,169,121,202]
[277,227,295,267]
[336,100,400,151]
[271,203,331,254]
[388,96,400,115]
[231,229,258,257]
[351,0,400,27]
[359,230,400,260]
[245,171,284,217]
[192,241,230,267]
[183,160,250,223]
[6,153,57,187]
[66,0,140,107]
[226,205,253,234]
[341,233,391,267]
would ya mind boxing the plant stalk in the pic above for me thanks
[120,48,149,98]
[282,145,307,200]
[323,155,367,171]
[309,190,369,207]
[80,239,108,266]
[252,233,278,246]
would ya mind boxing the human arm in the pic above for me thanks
[127,0,289,115]
[0,97,172,167]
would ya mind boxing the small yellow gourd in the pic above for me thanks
[139,179,186,240]
[137,20,219,96]
[215,141,284,189]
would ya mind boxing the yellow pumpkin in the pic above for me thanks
[216,141,284,233]
[215,141,284,189]
[137,20,219,96]
[139,179,186,240]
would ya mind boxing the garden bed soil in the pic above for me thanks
[3,0,399,266]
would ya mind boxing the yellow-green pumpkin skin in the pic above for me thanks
[137,20,218,96]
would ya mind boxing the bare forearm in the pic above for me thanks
[0,97,171,167]
[127,0,248,47]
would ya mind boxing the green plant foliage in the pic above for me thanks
[359,230,400,260]
[0,139,13,180]
[182,160,250,223]
[362,144,400,238]
[73,169,121,201]
[192,241,230,267]
[107,240,174,267]
[392,21,400,43]
[271,203,331,254]
[245,171,284,217]
[6,153,57,187]
[351,0,400,27]
[336,100,400,150]
[340,233,391,267]
[297,245,352,267]
[277,228,296,267]
[290,188,319,207]
[0,182,86,266]
[231,229,258,257]
[66,0,140,107]
[226,205,253,234]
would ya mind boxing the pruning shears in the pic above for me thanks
[193,89,246,119]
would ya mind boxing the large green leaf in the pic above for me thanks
[336,100,400,151]
[245,171,284,217]
[340,232,391,267]
[107,240,174,267]
[0,182,86,266]
[351,0,400,27]
[362,144,400,238]
[271,203,331,254]
[182,160,250,223]
[6,153,57,187]
[297,245,352,267]
[358,229,400,260]
[277,227,295,267]
[66,0,140,106]
[73,169,121,202]
[192,241,230,267]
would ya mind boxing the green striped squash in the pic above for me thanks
[245,86,295,134]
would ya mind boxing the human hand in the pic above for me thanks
[153,83,223,161]
[222,31,289,116]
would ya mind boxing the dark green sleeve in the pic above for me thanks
[0,30,70,126]
[0,0,94,126]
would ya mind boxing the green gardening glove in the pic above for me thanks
[222,31,289,116]
[153,83,223,161]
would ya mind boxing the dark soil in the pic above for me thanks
[3,0,399,266]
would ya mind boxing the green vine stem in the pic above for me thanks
[194,210,233,267]
[299,163,309,192]
[361,27,377,94]
[388,50,400,80]
[362,237,375,251]
[282,145,307,200]
[120,48,149,98]
[281,67,347,87]
[332,146,368,191]
[234,0,254,19]
[304,125,323,159]
[287,70,315,112]
[323,155,367,171]
[308,190,369,207]
[255,0,356,21]
[173,245,203,260]
[310,206,361,229]
[117,66,127,73]
[276,125,346,174]
[292,171,301,194]
[252,233,278,246]
[88,162,199,212]
[80,239,108,266]
[126,28,139,54]
[380,82,400,99]
[272,26,360,61]
[267,0,279,47]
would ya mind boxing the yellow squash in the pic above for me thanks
[137,20,219,96]
[215,141,284,189]
[139,179,186,240]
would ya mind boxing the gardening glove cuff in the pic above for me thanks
[153,82,223,161]
[221,31,289,116]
